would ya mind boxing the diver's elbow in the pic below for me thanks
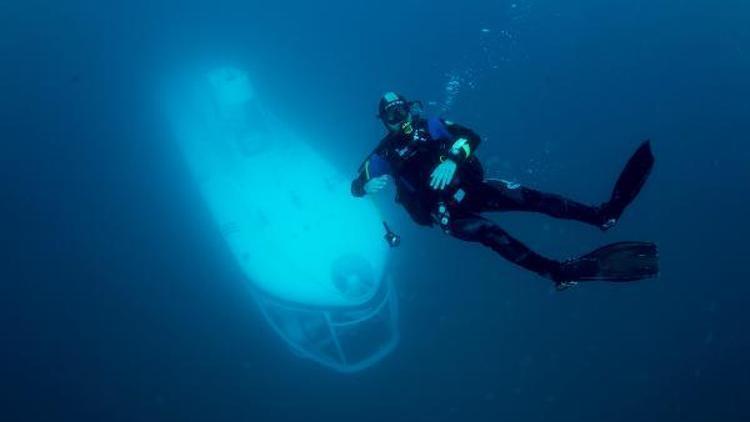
[351,179,366,197]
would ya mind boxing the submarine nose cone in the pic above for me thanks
[331,255,376,301]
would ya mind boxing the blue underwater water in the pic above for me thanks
[2,0,749,421]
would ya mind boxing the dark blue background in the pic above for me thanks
[2,1,748,421]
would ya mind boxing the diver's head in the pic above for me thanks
[378,92,416,134]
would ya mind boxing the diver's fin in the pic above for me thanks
[559,241,659,282]
[600,140,655,230]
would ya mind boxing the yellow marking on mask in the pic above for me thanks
[402,120,413,134]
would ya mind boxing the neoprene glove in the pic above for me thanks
[429,159,457,190]
[364,175,389,194]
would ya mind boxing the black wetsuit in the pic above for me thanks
[351,116,609,282]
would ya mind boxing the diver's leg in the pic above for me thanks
[447,213,658,287]
[468,179,604,227]
[470,141,655,230]
[448,213,562,282]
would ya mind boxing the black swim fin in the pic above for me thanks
[557,241,659,283]
[600,140,655,230]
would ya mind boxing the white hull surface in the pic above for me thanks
[169,67,398,372]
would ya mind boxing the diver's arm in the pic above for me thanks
[444,121,482,164]
[351,150,391,197]
[351,159,369,197]
[351,173,368,197]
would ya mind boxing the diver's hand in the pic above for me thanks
[430,159,457,190]
[364,175,389,194]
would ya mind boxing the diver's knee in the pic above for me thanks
[448,218,491,240]
[486,178,521,191]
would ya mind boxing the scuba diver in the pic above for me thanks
[351,92,659,290]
